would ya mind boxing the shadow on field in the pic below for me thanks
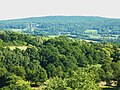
[102,87,120,90]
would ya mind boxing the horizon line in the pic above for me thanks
[0,15,120,21]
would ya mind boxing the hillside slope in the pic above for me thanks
[0,16,120,42]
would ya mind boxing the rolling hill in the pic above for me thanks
[0,16,120,42]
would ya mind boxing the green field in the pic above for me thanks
[84,29,98,34]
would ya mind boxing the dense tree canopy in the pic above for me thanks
[0,31,120,89]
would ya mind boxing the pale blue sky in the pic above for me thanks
[0,0,120,20]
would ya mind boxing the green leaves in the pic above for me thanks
[0,67,7,77]
[0,32,120,89]
[45,68,101,90]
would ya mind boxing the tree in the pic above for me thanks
[101,48,113,85]
[0,67,7,77]
[0,74,32,90]
[26,46,38,60]
[32,66,47,83]
[56,66,63,78]
[0,39,3,47]
[45,68,101,90]
[45,77,71,90]
[26,60,47,83]
[10,66,26,79]
[111,61,120,87]
[0,67,7,88]
[46,64,57,78]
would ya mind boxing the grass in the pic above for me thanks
[84,29,98,34]
[5,46,28,50]
[48,35,59,38]
[32,87,43,90]
[11,29,22,31]
[81,39,99,43]
[89,35,101,39]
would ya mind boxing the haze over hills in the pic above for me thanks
[0,16,115,22]
[0,16,120,42]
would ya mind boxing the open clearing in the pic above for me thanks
[5,46,28,50]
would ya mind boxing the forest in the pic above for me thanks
[0,16,120,43]
[0,31,120,90]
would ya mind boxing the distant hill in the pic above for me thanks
[0,16,120,42]
[0,16,109,22]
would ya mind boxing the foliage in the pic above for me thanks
[0,32,120,89]
[45,68,101,90]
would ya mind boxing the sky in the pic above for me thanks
[0,0,120,20]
